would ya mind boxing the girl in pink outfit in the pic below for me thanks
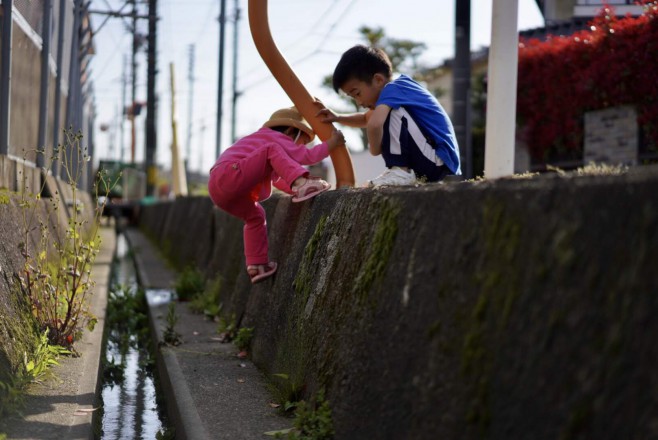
[208,106,345,284]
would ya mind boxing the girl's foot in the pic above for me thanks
[291,176,331,202]
[247,262,277,284]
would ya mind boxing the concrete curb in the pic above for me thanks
[125,228,210,440]
[125,227,292,440]
[148,308,212,440]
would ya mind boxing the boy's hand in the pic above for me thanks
[314,97,368,128]
[327,129,345,150]
[316,108,338,123]
[315,101,339,123]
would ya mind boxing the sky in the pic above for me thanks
[90,0,545,175]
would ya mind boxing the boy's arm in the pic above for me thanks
[366,104,390,156]
[316,106,369,128]
[334,112,368,128]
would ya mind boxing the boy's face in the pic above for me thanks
[340,74,386,110]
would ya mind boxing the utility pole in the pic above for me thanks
[216,0,227,158]
[145,0,158,195]
[130,0,138,163]
[230,0,240,143]
[121,54,128,162]
[453,0,472,178]
[111,104,119,159]
[88,3,154,176]
[186,44,195,162]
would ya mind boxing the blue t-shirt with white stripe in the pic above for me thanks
[376,74,461,175]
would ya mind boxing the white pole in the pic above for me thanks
[484,0,519,178]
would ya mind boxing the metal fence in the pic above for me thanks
[0,0,94,192]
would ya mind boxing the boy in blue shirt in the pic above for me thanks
[317,45,461,186]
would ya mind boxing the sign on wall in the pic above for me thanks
[584,106,638,165]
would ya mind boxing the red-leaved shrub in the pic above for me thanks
[517,1,658,162]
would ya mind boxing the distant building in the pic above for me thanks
[523,0,643,40]
[538,0,643,24]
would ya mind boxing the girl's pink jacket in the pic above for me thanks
[210,127,330,201]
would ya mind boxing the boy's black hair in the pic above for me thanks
[332,45,393,93]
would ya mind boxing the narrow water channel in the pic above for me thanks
[99,232,171,439]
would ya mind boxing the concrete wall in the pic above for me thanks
[138,167,658,440]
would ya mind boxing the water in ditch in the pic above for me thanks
[98,232,172,439]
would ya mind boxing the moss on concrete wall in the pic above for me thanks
[139,167,658,440]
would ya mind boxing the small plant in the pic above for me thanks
[106,285,149,351]
[511,171,540,179]
[16,129,117,348]
[0,330,70,419]
[189,276,222,319]
[266,389,334,440]
[269,373,305,413]
[288,390,334,440]
[163,303,182,346]
[575,162,628,176]
[234,327,254,352]
[174,266,205,301]
[101,285,151,385]
[24,329,70,384]
[216,313,237,342]
[0,377,24,419]
[155,427,176,440]
[0,189,10,204]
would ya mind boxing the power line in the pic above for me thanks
[191,0,217,47]
[240,0,358,92]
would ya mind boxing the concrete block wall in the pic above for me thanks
[0,156,41,194]
[138,167,658,440]
[584,105,638,165]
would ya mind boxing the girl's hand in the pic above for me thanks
[327,129,345,150]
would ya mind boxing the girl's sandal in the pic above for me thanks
[291,176,331,203]
[247,262,277,284]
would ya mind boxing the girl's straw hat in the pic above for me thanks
[263,107,315,142]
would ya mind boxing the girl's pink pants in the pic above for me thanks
[208,144,307,265]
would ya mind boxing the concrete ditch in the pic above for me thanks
[137,166,658,440]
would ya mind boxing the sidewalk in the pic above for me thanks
[125,228,291,440]
[2,224,115,440]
